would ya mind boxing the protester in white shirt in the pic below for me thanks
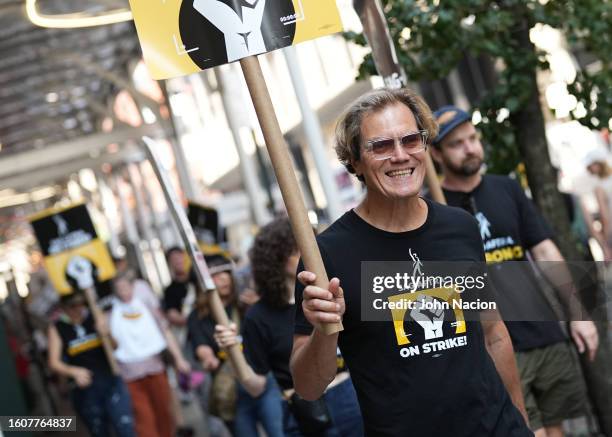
[109,270,190,437]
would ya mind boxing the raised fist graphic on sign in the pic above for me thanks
[410,294,444,340]
[66,255,95,290]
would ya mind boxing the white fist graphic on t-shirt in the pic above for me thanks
[66,255,94,289]
[410,294,444,340]
[193,0,267,62]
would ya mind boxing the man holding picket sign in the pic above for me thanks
[290,88,531,436]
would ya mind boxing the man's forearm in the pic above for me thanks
[541,263,586,320]
[484,322,527,423]
[290,331,339,400]
[531,240,587,320]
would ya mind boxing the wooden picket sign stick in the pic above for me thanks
[239,55,343,335]
[425,152,446,205]
[142,138,253,383]
[82,287,120,375]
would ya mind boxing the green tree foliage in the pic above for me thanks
[345,0,611,175]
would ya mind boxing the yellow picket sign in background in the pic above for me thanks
[29,203,116,295]
[128,0,343,79]
[42,240,116,295]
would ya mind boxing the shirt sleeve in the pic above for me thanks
[241,312,271,376]
[510,179,553,249]
[187,311,216,353]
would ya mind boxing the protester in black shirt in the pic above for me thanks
[188,255,240,371]
[47,292,135,437]
[430,105,598,437]
[214,217,363,436]
[163,247,195,328]
[186,254,239,435]
[161,247,197,437]
[290,88,531,437]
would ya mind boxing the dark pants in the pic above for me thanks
[283,377,364,437]
[72,372,135,437]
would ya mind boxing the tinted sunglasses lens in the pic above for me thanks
[370,139,394,156]
[400,133,421,149]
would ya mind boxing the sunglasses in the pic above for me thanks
[363,130,428,160]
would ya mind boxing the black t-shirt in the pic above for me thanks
[295,198,530,437]
[55,313,111,375]
[241,301,296,390]
[443,175,566,351]
[163,280,189,312]
[187,304,236,359]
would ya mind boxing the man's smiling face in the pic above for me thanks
[353,103,426,201]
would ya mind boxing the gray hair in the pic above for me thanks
[335,88,438,181]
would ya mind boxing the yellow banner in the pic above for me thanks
[128,0,343,79]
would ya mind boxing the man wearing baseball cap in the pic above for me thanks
[430,105,598,437]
